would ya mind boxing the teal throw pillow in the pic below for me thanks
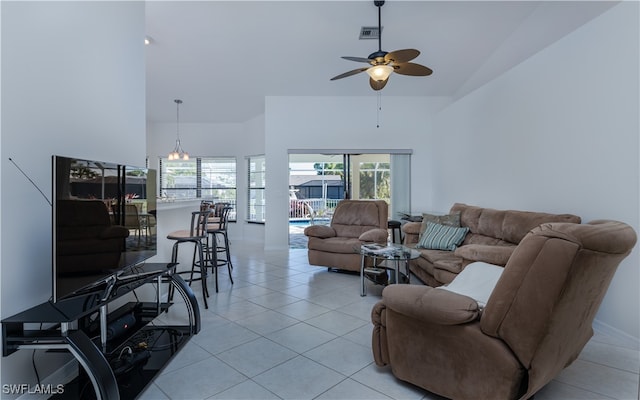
[417,222,469,251]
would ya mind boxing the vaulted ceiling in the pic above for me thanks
[144,1,617,124]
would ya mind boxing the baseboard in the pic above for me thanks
[17,359,78,400]
[592,318,640,349]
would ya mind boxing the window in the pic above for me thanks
[160,158,197,198]
[247,155,265,223]
[160,157,237,220]
[200,157,236,205]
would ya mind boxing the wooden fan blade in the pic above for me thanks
[330,67,369,81]
[342,56,374,64]
[385,49,420,64]
[394,62,433,76]
[369,77,388,91]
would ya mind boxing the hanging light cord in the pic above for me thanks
[175,99,182,147]
[169,99,189,160]
[376,92,382,128]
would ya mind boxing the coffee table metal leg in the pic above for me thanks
[393,258,400,284]
[360,254,367,296]
[405,259,410,284]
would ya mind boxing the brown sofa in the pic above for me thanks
[372,219,637,399]
[403,203,581,286]
[304,199,388,272]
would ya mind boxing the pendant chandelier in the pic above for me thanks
[168,99,189,161]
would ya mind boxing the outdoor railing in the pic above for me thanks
[289,198,340,219]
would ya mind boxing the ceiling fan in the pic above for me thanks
[330,0,433,91]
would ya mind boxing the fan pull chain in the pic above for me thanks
[376,92,382,128]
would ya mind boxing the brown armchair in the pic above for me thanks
[304,199,388,272]
[371,220,637,399]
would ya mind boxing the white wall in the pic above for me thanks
[146,112,266,244]
[431,2,639,340]
[146,121,246,164]
[264,96,450,250]
[1,0,145,389]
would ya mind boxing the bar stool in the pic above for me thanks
[200,200,213,212]
[167,210,212,309]
[388,220,403,244]
[206,206,234,293]
[210,202,229,224]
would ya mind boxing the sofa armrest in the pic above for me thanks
[454,244,514,266]
[304,225,336,238]
[382,284,480,325]
[359,228,388,243]
[402,221,421,244]
[402,221,421,235]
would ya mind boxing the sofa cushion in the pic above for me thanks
[450,203,581,245]
[417,222,469,251]
[414,247,460,264]
[419,211,461,239]
[433,259,464,274]
[454,244,515,266]
[461,233,507,246]
[433,268,459,285]
[359,228,388,243]
[307,236,362,254]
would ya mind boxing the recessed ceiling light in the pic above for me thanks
[144,36,153,45]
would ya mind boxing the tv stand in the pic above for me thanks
[1,263,200,400]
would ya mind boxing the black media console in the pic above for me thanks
[1,263,200,399]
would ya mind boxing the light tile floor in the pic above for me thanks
[142,240,640,400]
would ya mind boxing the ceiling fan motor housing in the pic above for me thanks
[368,50,388,63]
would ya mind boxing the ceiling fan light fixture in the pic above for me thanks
[366,64,393,81]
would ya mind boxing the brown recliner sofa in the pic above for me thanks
[372,220,637,400]
[304,199,388,272]
[403,203,581,286]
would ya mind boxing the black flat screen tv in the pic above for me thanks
[52,155,157,303]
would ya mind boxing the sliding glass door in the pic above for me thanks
[288,150,411,247]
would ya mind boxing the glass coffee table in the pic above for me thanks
[357,243,420,296]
